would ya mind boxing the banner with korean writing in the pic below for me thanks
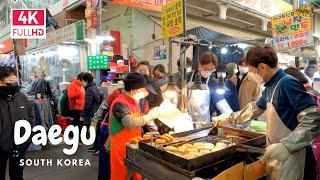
[112,0,173,12]
[271,8,312,37]
[161,0,184,39]
[269,31,313,51]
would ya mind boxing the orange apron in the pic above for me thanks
[109,93,142,180]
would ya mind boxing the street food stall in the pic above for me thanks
[125,119,267,180]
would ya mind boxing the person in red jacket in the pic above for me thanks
[67,73,86,128]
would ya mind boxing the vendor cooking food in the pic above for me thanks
[213,45,320,180]
[107,73,162,180]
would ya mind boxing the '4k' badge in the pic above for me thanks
[11,9,46,39]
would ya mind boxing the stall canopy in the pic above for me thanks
[186,26,258,65]
[186,26,260,45]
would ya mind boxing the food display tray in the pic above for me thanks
[138,126,265,171]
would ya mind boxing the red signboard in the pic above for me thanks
[112,0,173,12]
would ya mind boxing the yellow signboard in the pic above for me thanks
[161,0,184,39]
[271,7,312,37]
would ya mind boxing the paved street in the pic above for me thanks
[6,144,99,180]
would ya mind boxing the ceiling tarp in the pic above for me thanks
[186,26,262,45]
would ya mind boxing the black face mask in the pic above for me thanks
[0,83,20,97]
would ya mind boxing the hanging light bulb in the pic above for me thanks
[221,47,228,54]
[163,75,180,106]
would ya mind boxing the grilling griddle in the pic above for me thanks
[138,126,265,171]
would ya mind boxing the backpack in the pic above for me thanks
[59,89,71,117]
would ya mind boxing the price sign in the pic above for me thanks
[161,0,184,39]
[11,9,46,39]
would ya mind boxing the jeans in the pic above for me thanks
[0,150,25,180]
[98,124,110,180]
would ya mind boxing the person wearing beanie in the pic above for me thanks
[107,72,161,180]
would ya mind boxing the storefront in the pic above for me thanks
[21,20,86,95]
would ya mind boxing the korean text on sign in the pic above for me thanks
[11,9,46,39]
[161,0,184,39]
[271,7,312,37]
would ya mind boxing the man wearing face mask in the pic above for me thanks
[187,52,233,122]
[107,73,161,180]
[0,66,34,180]
[213,45,320,180]
[236,58,261,109]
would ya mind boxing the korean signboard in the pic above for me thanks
[269,31,314,51]
[271,8,312,37]
[112,0,173,12]
[11,9,46,39]
[88,55,110,70]
[161,0,184,39]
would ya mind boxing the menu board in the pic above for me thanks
[271,7,312,37]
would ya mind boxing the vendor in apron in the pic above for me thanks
[106,73,162,180]
[187,52,233,122]
[214,45,320,180]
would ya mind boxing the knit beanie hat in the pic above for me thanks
[124,72,147,91]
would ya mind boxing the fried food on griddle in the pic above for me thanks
[162,133,174,141]
[155,138,167,144]
[142,134,151,140]
[159,136,171,142]
[199,149,211,155]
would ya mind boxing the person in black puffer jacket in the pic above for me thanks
[80,73,102,153]
[0,66,34,180]
[80,73,102,127]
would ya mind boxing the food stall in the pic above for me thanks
[124,104,267,179]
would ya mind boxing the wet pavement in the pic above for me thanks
[6,143,99,180]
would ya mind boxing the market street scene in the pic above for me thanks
[1,0,320,179]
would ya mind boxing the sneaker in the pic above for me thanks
[94,150,99,155]
[87,147,96,152]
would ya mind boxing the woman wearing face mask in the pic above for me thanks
[236,58,261,109]
[0,66,34,180]
[187,52,234,122]
[136,61,163,108]
[214,45,320,180]
[107,73,161,180]
[153,64,169,92]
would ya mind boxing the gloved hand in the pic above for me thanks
[143,107,161,122]
[212,114,230,126]
[264,143,289,161]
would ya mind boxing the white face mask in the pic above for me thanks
[133,92,148,102]
[239,67,248,75]
[200,70,213,78]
